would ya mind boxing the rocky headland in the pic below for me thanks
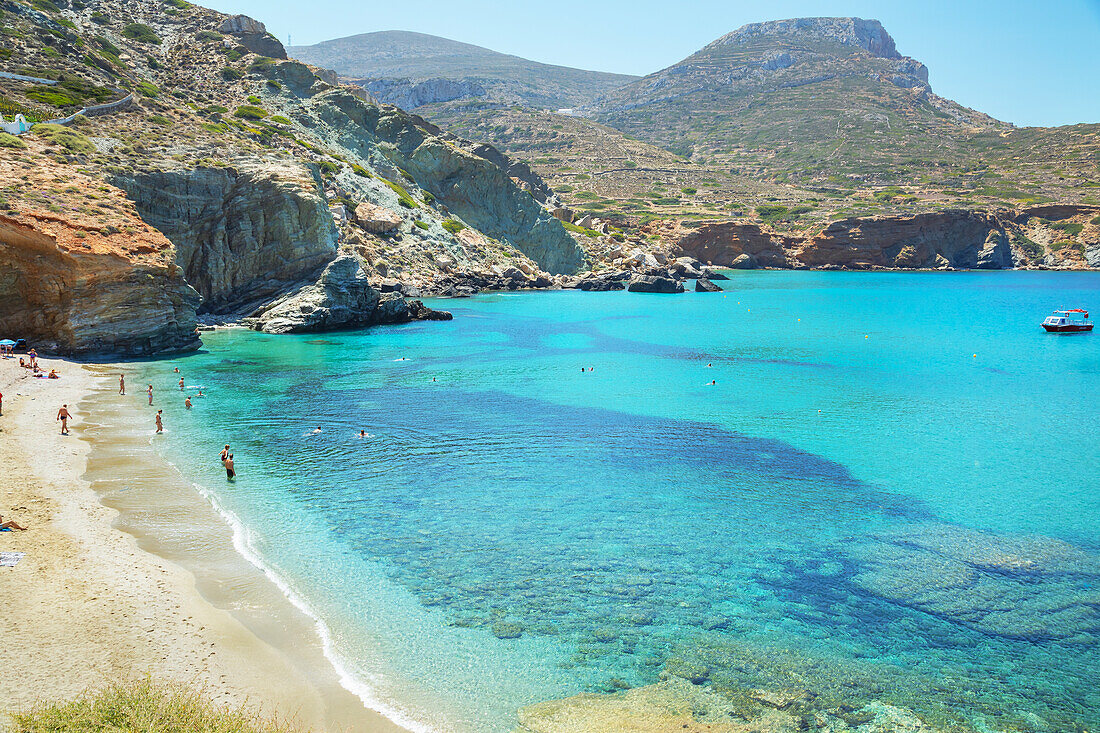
[1,4,1096,359]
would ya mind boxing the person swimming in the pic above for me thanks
[310,427,322,435]
[358,430,367,438]
[196,388,205,397]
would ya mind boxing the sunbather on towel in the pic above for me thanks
[0,515,27,531]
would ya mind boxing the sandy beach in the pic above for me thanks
[0,356,408,733]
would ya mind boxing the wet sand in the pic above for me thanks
[0,356,408,733]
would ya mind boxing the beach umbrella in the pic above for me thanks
[0,340,14,346]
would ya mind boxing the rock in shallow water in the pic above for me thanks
[695,277,723,292]
[247,255,450,333]
[627,275,685,293]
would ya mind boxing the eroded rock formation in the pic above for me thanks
[247,254,451,333]
[113,161,338,314]
[0,213,199,355]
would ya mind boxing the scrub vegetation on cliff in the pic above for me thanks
[314,19,1099,257]
[0,0,583,353]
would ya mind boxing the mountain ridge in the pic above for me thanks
[289,30,639,109]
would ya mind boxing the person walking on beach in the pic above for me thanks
[119,374,125,395]
[147,384,154,405]
[225,453,235,481]
[155,410,163,433]
[57,404,71,435]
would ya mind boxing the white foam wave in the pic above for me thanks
[184,477,440,733]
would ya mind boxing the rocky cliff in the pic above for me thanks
[0,150,199,354]
[113,160,338,314]
[643,206,1099,271]
[308,89,584,273]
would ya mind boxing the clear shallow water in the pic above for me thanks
[132,272,1099,731]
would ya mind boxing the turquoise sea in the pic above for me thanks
[134,272,1099,731]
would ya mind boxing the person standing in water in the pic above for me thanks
[220,444,230,463]
[179,377,185,391]
[225,454,235,481]
[119,374,125,395]
[184,396,192,410]
[57,404,71,435]
[155,410,163,433]
[147,384,153,405]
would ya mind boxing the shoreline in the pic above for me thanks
[0,356,410,733]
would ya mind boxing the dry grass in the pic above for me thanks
[9,678,307,733]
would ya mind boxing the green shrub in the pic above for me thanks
[149,114,171,125]
[248,57,277,73]
[1091,215,1100,226]
[554,185,573,193]
[146,55,161,69]
[422,190,435,204]
[31,123,96,153]
[196,30,222,41]
[220,67,244,81]
[265,79,282,91]
[349,162,370,178]
[384,180,418,209]
[166,0,191,8]
[1050,221,1083,237]
[122,23,161,44]
[268,114,292,125]
[0,132,27,148]
[680,187,697,195]
[246,95,262,105]
[200,104,229,115]
[224,47,245,62]
[413,219,429,230]
[442,219,465,234]
[563,221,599,237]
[756,204,790,223]
[398,168,415,182]
[316,160,339,176]
[233,105,267,120]
[93,35,121,55]
[1012,232,1044,260]
[31,0,60,12]
[90,11,108,23]
[135,81,160,98]
[11,678,304,733]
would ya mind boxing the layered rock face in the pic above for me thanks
[309,89,584,274]
[707,17,901,59]
[650,211,1015,270]
[113,161,338,313]
[796,210,1013,269]
[248,255,451,334]
[0,215,199,355]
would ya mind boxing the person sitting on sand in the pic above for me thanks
[48,369,58,379]
[155,410,163,433]
[119,374,125,395]
[185,396,192,410]
[57,404,71,435]
[225,454,235,481]
[0,514,27,531]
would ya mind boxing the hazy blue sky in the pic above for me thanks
[207,0,1100,127]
